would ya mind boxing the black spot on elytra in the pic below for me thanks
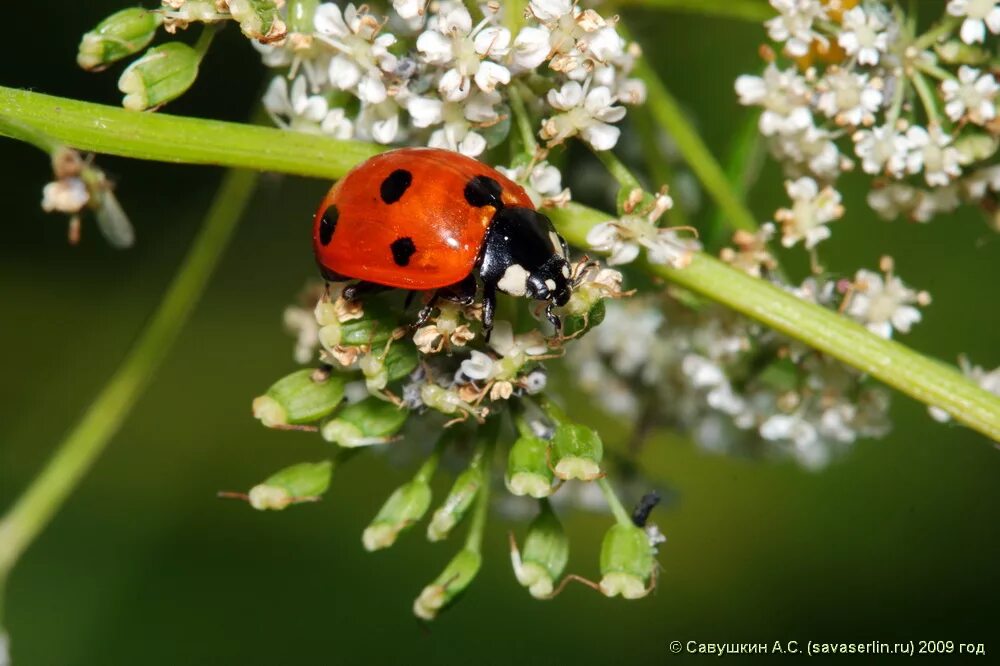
[391,236,416,266]
[380,169,413,204]
[464,175,503,208]
[319,205,338,246]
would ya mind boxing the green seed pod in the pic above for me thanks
[427,465,483,542]
[551,423,603,481]
[362,343,418,392]
[78,7,162,71]
[599,523,655,599]
[512,501,569,598]
[252,369,346,427]
[118,42,200,111]
[413,548,482,620]
[227,0,287,43]
[362,479,432,551]
[505,435,554,498]
[561,298,606,337]
[246,460,333,510]
[934,40,991,66]
[321,398,408,447]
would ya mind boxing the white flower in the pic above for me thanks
[512,0,622,74]
[963,164,1000,199]
[735,64,813,136]
[903,125,963,187]
[837,6,890,65]
[393,0,425,21]
[263,76,354,138]
[853,124,908,176]
[946,0,1000,44]
[941,66,999,125]
[774,177,843,249]
[416,6,511,101]
[770,126,847,180]
[497,161,571,207]
[815,69,883,127]
[846,269,928,338]
[315,3,398,104]
[540,81,626,150]
[356,98,403,144]
[586,190,699,267]
[458,350,495,381]
[488,321,549,361]
[411,89,500,157]
[42,178,89,214]
[765,0,828,57]
[866,183,959,222]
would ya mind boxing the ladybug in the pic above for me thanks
[312,148,572,338]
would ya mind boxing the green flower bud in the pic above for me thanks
[317,298,397,350]
[78,8,162,71]
[244,460,333,510]
[954,133,999,165]
[511,501,569,598]
[551,424,603,481]
[252,369,346,428]
[599,523,655,599]
[561,298,606,337]
[287,0,319,33]
[934,40,991,66]
[427,465,483,542]
[361,344,418,393]
[413,548,481,620]
[227,0,287,43]
[362,479,432,551]
[118,42,200,111]
[505,435,554,498]
[321,398,408,447]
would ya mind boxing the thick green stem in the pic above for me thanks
[0,168,258,596]
[549,203,1000,442]
[2,87,999,443]
[617,0,772,22]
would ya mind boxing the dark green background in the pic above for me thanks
[2,3,998,664]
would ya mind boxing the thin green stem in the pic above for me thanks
[464,421,498,554]
[0,168,259,594]
[912,16,961,51]
[593,147,643,194]
[193,23,220,58]
[509,84,539,155]
[629,105,689,227]
[2,87,999,443]
[616,0,772,22]
[548,203,1000,442]
[912,69,942,126]
[0,86,382,179]
[623,27,759,233]
[414,431,450,484]
[597,478,632,527]
[708,109,764,246]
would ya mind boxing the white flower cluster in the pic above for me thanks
[247,0,644,156]
[736,0,1000,246]
[568,295,892,469]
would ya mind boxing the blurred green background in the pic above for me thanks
[2,3,999,664]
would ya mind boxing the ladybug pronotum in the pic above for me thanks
[312,148,572,338]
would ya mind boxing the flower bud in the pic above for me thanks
[78,8,162,71]
[321,398,408,447]
[362,478,432,551]
[934,40,991,66]
[427,465,483,541]
[244,460,333,510]
[551,423,603,481]
[561,298,606,337]
[252,369,346,428]
[227,0,288,43]
[316,299,397,349]
[954,133,999,165]
[361,344,418,393]
[599,523,655,599]
[511,501,569,598]
[505,435,554,498]
[413,548,481,620]
[118,42,200,111]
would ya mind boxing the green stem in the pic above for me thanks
[0,86,381,179]
[463,421,498,554]
[708,109,764,246]
[0,168,258,594]
[548,203,1000,443]
[629,105,689,227]
[193,23,220,59]
[593,147,643,193]
[625,29,759,233]
[912,15,961,51]
[616,0,772,22]
[912,70,942,126]
[597,478,632,527]
[509,84,539,155]
[2,87,999,443]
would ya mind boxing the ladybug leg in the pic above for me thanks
[481,283,497,342]
[438,273,478,306]
[414,293,440,329]
[342,281,392,302]
[545,301,562,331]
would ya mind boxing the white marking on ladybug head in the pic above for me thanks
[549,231,566,257]
[561,264,571,279]
[545,279,556,291]
[497,264,529,297]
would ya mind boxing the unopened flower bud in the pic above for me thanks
[599,523,656,599]
[321,397,408,447]
[362,478,432,550]
[252,368,346,427]
[413,548,481,620]
[954,134,999,165]
[78,8,162,71]
[505,435,554,497]
[551,423,603,481]
[934,40,991,66]
[361,344,418,393]
[316,299,396,349]
[511,501,568,598]
[226,0,288,43]
[427,464,483,541]
[118,42,200,111]
[244,460,333,510]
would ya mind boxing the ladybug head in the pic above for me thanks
[478,207,572,333]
